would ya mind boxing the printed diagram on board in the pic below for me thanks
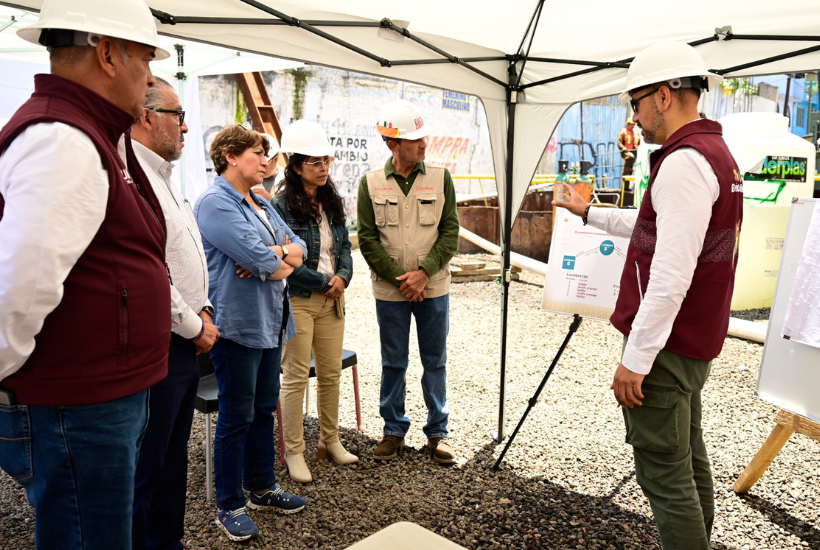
[554,236,627,308]
[542,213,631,320]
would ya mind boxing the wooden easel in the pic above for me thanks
[734,409,820,493]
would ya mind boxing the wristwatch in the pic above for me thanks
[200,306,215,317]
[282,245,289,259]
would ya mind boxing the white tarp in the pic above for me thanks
[3,0,820,229]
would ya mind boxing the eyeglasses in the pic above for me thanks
[302,156,335,168]
[151,108,185,126]
[629,87,660,115]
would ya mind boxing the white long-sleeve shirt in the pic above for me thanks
[0,123,110,381]
[133,140,211,339]
[589,147,720,375]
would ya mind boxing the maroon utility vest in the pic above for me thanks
[0,74,170,406]
[610,119,743,361]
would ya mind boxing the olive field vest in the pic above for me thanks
[365,165,451,301]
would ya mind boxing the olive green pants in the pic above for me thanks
[622,340,713,550]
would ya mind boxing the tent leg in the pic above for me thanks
[174,44,187,198]
[495,68,518,444]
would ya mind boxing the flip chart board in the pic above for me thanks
[541,211,630,321]
[757,198,820,424]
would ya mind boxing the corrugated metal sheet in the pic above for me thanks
[553,96,629,187]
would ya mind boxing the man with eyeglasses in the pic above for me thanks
[130,77,219,550]
[554,42,743,549]
[357,98,460,465]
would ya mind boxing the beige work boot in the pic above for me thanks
[284,452,312,483]
[426,437,456,464]
[373,435,404,461]
[318,439,359,465]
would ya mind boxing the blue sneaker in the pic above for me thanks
[216,507,259,542]
[247,484,307,514]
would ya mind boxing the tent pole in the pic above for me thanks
[495,63,517,443]
[717,44,820,76]
[175,43,187,198]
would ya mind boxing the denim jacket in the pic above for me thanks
[272,195,353,299]
[194,177,307,348]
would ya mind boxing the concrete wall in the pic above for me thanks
[197,68,799,230]
[198,66,496,227]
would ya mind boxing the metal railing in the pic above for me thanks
[452,173,640,207]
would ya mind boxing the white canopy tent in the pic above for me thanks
[0,5,302,199]
[3,0,819,439]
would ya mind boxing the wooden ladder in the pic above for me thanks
[236,72,283,143]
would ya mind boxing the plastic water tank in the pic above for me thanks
[720,112,815,206]
[719,113,816,310]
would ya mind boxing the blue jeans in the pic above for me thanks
[375,295,450,439]
[133,335,199,550]
[0,390,149,550]
[210,338,281,512]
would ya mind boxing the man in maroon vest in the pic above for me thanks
[0,0,171,548]
[554,42,743,549]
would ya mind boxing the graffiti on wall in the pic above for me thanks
[425,135,472,174]
[329,135,370,171]
[442,91,471,112]
[198,68,494,227]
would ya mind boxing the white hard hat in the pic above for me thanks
[279,120,333,157]
[377,99,429,140]
[618,42,722,102]
[259,133,280,158]
[18,0,170,60]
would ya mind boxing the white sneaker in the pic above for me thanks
[284,452,312,483]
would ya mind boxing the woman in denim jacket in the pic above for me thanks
[273,121,355,483]
[194,125,308,542]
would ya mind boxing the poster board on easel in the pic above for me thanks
[756,197,820,424]
[735,197,820,493]
[497,209,630,470]
[541,211,630,320]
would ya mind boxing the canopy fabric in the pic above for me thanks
[0,5,303,201]
[0,6,303,76]
[3,0,819,439]
[3,0,819,224]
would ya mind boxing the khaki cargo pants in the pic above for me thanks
[622,339,713,550]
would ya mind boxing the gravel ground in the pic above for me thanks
[1,250,818,549]
[728,309,771,323]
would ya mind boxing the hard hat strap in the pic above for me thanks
[668,76,709,92]
[38,29,74,48]
[40,29,104,49]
